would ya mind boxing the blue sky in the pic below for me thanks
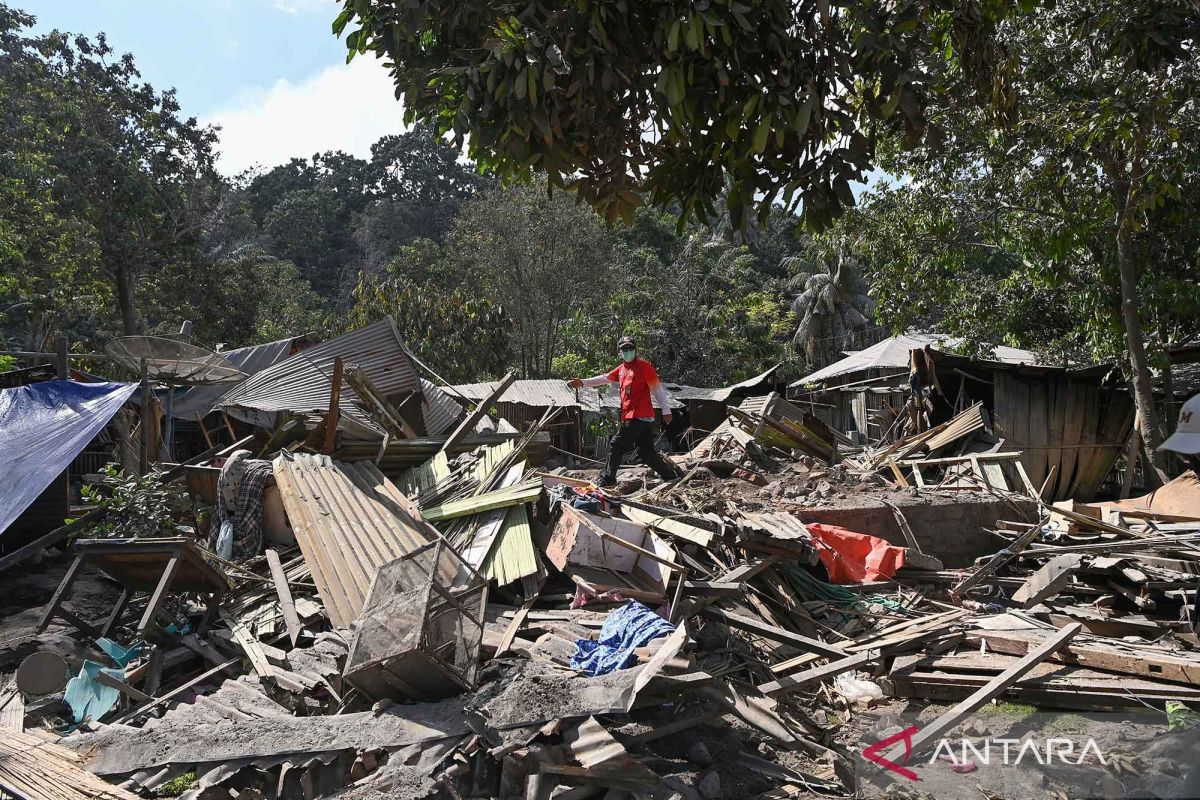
[23,0,405,174]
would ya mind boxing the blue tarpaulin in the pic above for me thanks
[0,380,136,536]
[570,601,675,676]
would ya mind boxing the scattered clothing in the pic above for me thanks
[805,523,906,583]
[206,449,274,561]
[546,484,605,515]
[570,601,675,676]
[570,583,627,610]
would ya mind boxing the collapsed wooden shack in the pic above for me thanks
[788,334,1043,442]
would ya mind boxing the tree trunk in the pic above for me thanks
[1110,154,1164,483]
[115,262,140,335]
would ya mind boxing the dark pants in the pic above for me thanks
[602,419,678,483]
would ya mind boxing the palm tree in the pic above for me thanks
[783,236,878,369]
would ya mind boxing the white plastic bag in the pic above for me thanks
[215,519,235,560]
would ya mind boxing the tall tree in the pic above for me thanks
[335,0,1021,230]
[446,178,619,377]
[860,2,1200,464]
[785,235,877,370]
[0,5,221,335]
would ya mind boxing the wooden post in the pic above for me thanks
[266,549,302,647]
[54,336,68,379]
[894,623,1081,759]
[195,412,214,448]
[322,356,343,454]
[139,358,150,476]
[439,371,516,455]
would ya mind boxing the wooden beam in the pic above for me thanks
[703,607,849,659]
[266,549,302,647]
[439,371,516,455]
[111,658,240,725]
[93,671,153,703]
[894,623,1080,759]
[1011,554,1083,607]
[757,652,872,697]
[322,356,343,454]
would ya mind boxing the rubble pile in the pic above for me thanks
[2,341,1199,799]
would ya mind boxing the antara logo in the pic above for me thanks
[862,727,1108,781]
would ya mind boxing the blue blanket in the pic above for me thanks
[571,601,675,676]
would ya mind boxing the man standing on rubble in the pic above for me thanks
[568,336,680,488]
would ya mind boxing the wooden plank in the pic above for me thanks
[322,356,344,454]
[1011,554,1083,607]
[703,607,849,659]
[757,652,872,696]
[440,371,516,455]
[137,554,181,635]
[111,658,241,725]
[771,609,964,675]
[93,671,153,703]
[891,623,1081,758]
[881,499,922,553]
[966,627,1200,687]
[887,459,910,488]
[0,726,142,800]
[220,610,275,679]
[0,682,24,733]
[496,593,538,657]
[1057,380,1085,502]
[265,549,303,647]
[180,634,240,677]
[1045,375,1066,500]
[1027,377,1048,493]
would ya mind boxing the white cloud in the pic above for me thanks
[273,0,336,14]
[206,57,407,175]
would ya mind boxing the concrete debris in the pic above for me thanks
[2,337,1198,799]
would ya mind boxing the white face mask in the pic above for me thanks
[620,349,636,362]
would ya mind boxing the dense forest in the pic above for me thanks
[2,2,1199,448]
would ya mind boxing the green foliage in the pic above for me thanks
[80,465,194,539]
[853,2,1200,364]
[335,0,1024,231]
[348,240,512,382]
[154,771,197,797]
[0,5,222,338]
[446,177,621,377]
[210,125,490,300]
[785,234,878,369]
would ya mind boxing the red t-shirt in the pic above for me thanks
[606,358,662,421]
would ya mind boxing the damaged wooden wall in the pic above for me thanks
[993,373,1134,502]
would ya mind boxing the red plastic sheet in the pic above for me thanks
[805,523,907,583]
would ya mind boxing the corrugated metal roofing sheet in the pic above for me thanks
[792,335,1043,387]
[169,337,296,419]
[272,452,436,627]
[451,379,580,408]
[450,378,689,412]
[419,378,463,436]
[217,319,428,437]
